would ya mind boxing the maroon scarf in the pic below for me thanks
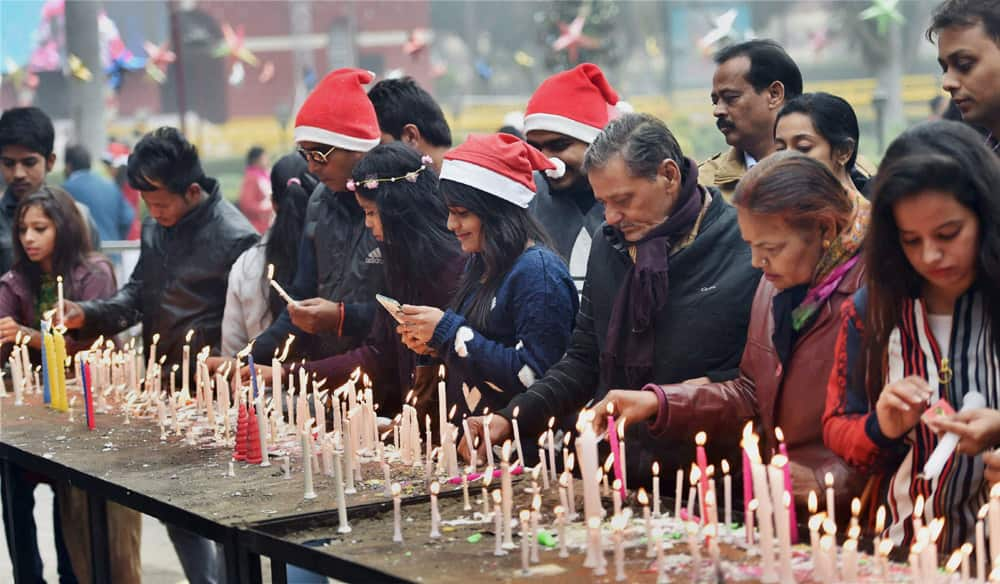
[600,159,703,388]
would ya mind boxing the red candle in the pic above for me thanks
[605,403,626,498]
[741,423,755,543]
[695,431,708,522]
[775,428,798,543]
[83,361,95,430]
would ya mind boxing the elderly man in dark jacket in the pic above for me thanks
[461,113,760,486]
[61,126,257,584]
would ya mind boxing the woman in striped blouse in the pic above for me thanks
[823,120,1000,552]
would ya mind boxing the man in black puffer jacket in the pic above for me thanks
[61,127,257,584]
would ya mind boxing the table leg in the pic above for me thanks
[1,459,23,583]
[237,544,263,584]
[271,560,288,584]
[86,491,111,584]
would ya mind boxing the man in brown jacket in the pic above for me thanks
[700,40,802,199]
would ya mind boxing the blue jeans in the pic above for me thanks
[2,465,78,583]
[165,524,226,584]
[285,539,328,583]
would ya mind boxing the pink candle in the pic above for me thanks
[605,404,626,498]
[775,428,798,543]
[740,423,754,543]
[695,431,708,522]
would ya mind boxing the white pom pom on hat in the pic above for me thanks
[545,157,566,179]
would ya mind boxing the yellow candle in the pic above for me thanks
[43,331,59,409]
[52,328,68,411]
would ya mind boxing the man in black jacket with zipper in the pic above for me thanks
[61,126,257,584]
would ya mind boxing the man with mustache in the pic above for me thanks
[927,0,1000,155]
[523,64,623,291]
[700,40,803,200]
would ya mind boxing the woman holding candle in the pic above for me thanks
[395,133,578,418]
[248,143,465,418]
[219,153,316,356]
[0,187,142,582]
[822,120,1000,550]
[592,151,870,516]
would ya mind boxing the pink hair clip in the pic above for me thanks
[345,179,356,192]
[421,155,433,166]
[405,172,419,183]
[365,179,379,190]
[286,177,301,186]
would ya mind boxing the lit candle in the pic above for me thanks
[267,263,297,305]
[462,417,477,472]
[461,466,472,511]
[745,433,777,582]
[639,488,654,558]
[302,419,317,500]
[612,513,626,582]
[333,443,350,533]
[181,329,193,401]
[481,467,493,520]
[484,414,495,468]
[768,456,794,584]
[808,513,823,574]
[824,472,836,526]
[546,417,557,484]
[256,384,270,467]
[722,459,732,530]
[616,419,627,493]
[392,483,403,543]
[651,461,661,517]
[961,542,973,583]
[537,439,550,490]
[492,490,505,556]
[437,365,447,451]
[687,464,699,519]
[605,404,625,494]
[842,535,859,582]
[878,538,893,581]
[511,406,525,466]
[574,409,602,525]
[774,428,798,543]
[56,275,64,325]
[430,480,442,539]
[695,431,708,520]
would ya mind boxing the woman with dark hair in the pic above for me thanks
[220,153,315,356]
[823,120,1000,551]
[775,92,873,194]
[250,143,465,417]
[0,186,115,354]
[0,187,141,583]
[398,133,578,418]
[593,151,870,515]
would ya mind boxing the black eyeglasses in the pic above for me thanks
[297,144,337,164]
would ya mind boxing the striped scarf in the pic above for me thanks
[880,290,1000,551]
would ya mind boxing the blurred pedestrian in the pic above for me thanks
[238,145,272,233]
[63,144,135,241]
[102,140,142,240]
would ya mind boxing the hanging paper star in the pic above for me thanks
[552,16,601,64]
[214,23,258,66]
[514,51,535,68]
[143,41,175,84]
[809,28,831,55]
[474,59,493,82]
[67,54,93,82]
[429,61,447,79]
[228,61,245,86]
[859,0,904,37]
[698,9,738,53]
[403,28,430,57]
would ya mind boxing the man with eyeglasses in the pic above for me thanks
[251,68,385,363]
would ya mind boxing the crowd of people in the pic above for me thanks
[0,0,998,581]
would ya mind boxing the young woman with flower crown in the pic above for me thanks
[250,143,465,417]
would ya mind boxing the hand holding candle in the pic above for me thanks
[267,263,298,306]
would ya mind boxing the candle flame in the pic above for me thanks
[391,482,401,496]
[637,488,649,505]
[277,334,295,362]
[689,464,701,483]
[430,481,440,495]
[612,478,621,491]
[185,329,194,343]
[774,426,784,443]
[567,453,575,471]
[483,467,493,486]
[914,494,925,518]
[267,263,275,280]
[617,418,625,438]
[491,490,501,504]
[532,465,541,480]
[604,453,615,471]
[748,499,759,512]
[843,538,857,552]
[851,497,861,517]
[652,461,660,476]
[706,464,715,478]
[502,440,511,462]
[962,542,973,556]
[548,417,555,429]
[705,488,716,506]
[721,459,730,475]
[605,402,614,416]
[808,514,824,530]
[980,504,990,520]
[820,535,834,552]
[824,472,834,488]
[449,404,457,420]
[152,333,160,344]
[695,431,707,447]
[930,518,945,542]
[512,405,519,418]
[438,364,445,379]
[808,491,818,514]
[564,433,571,446]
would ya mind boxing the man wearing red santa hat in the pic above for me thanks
[523,63,625,293]
[252,68,386,362]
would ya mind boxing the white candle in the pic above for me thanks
[961,542,973,583]
[492,490,505,556]
[256,391,270,467]
[612,479,622,516]
[501,442,514,549]
[391,483,403,543]
[519,509,531,575]
[977,504,988,582]
[511,406,525,466]
[555,505,568,558]
[461,467,472,511]
[547,418,557,483]
[530,494,541,563]
[768,457,794,584]
[463,418,477,472]
[674,467,683,519]
[302,419,317,500]
[655,528,667,583]
[566,454,577,519]
[722,459,732,530]
[574,410,602,525]
[437,366,447,451]
[589,516,606,576]
[990,484,1000,569]
[430,481,442,539]
[56,275,64,325]
[537,445,550,490]
[484,414,495,468]
[824,472,836,526]
[481,468,493,520]
[612,513,626,582]
[181,330,193,401]
[333,445,351,533]
[746,439,778,583]
[843,536,859,582]
[651,462,661,517]
[639,488,654,558]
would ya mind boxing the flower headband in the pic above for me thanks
[347,155,434,192]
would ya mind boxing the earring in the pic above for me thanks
[822,240,831,249]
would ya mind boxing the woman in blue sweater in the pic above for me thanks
[399,133,579,418]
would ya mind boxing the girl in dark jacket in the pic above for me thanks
[398,134,578,418]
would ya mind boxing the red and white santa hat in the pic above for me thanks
[523,63,624,144]
[440,133,566,208]
[294,68,380,152]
